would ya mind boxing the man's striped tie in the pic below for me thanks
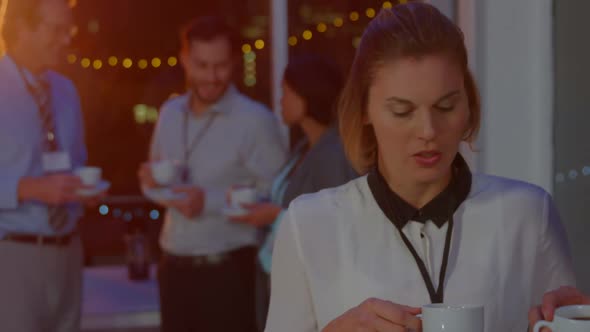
[30,74,69,231]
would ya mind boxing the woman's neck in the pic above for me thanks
[378,158,452,208]
[300,118,328,147]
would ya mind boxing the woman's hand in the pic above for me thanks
[229,202,282,227]
[322,298,422,332]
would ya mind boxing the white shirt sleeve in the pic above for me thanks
[204,110,285,214]
[68,81,88,170]
[530,192,577,303]
[141,106,167,203]
[148,106,168,162]
[265,207,319,332]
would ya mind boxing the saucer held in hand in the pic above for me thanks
[77,180,111,197]
[221,205,248,217]
[144,187,188,203]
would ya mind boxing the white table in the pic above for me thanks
[82,265,160,331]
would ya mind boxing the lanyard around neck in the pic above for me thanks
[396,216,454,303]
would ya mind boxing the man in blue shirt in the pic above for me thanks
[138,16,286,332]
[0,0,101,331]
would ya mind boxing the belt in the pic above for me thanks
[161,251,232,267]
[2,231,77,247]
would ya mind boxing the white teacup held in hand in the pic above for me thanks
[419,304,484,332]
[534,305,590,332]
[74,166,102,186]
[150,160,179,187]
[228,186,257,209]
[74,166,110,197]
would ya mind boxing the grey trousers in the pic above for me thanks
[0,237,83,332]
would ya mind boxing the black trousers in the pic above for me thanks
[255,262,271,332]
[158,247,258,332]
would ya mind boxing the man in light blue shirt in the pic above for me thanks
[0,0,99,331]
[138,16,286,332]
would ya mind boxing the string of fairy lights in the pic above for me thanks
[62,0,408,89]
[69,55,178,70]
[2,0,409,76]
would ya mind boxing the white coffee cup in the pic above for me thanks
[229,186,257,209]
[151,160,178,186]
[534,305,590,332]
[74,166,102,186]
[421,304,484,332]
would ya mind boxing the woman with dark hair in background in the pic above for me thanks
[230,54,357,330]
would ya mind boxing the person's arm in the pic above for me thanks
[69,82,88,170]
[265,208,318,332]
[202,109,286,215]
[283,139,356,207]
[0,172,22,210]
[529,193,577,315]
[265,207,422,332]
[140,105,170,196]
[239,111,287,199]
[302,143,357,195]
[147,104,168,164]
[141,106,221,217]
[138,105,195,215]
[2,79,86,209]
[69,82,106,206]
[16,175,84,205]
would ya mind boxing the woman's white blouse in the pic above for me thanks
[265,174,576,332]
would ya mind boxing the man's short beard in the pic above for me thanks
[187,80,229,105]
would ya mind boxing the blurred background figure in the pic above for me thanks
[137,16,286,332]
[229,53,357,331]
[0,0,105,331]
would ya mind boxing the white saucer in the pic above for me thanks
[222,206,248,217]
[144,187,187,202]
[77,180,110,197]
